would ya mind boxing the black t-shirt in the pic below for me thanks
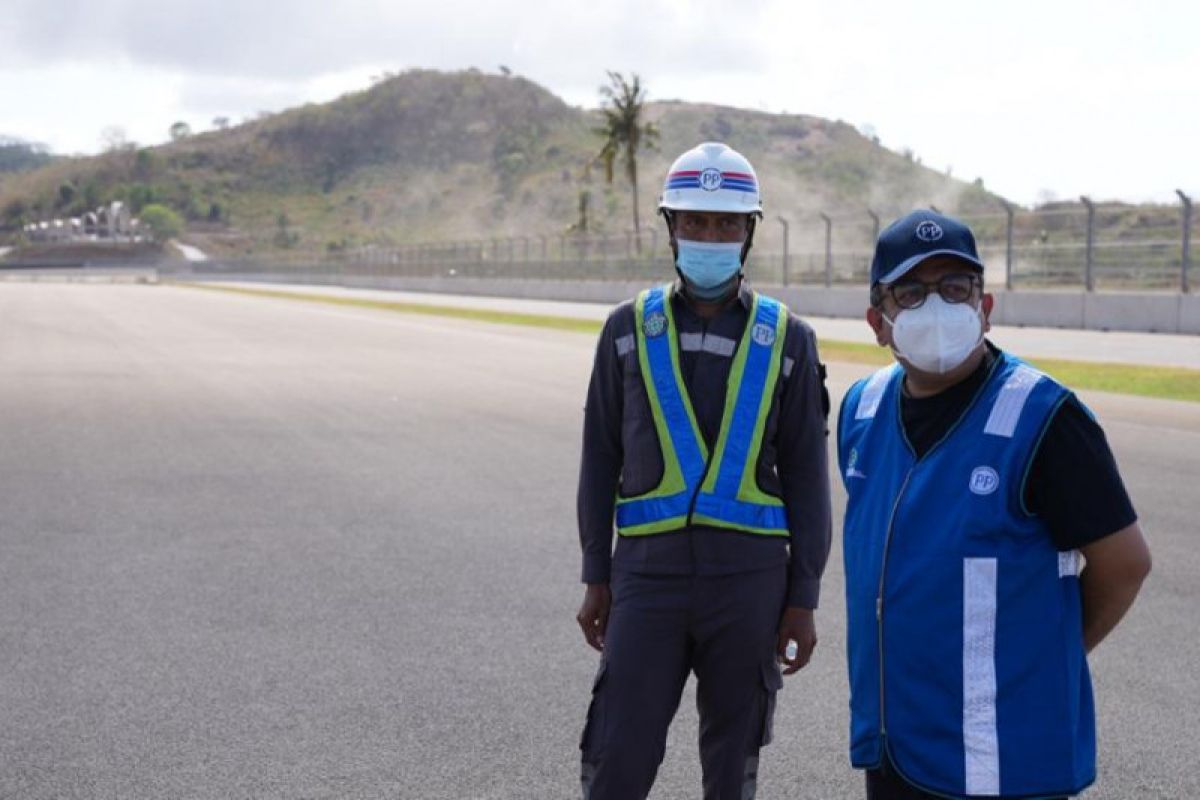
[900,343,1137,551]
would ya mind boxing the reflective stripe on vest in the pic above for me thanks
[615,283,788,537]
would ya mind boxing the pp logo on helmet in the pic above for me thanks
[915,220,944,242]
[699,168,723,192]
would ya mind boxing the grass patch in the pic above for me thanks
[180,282,601,334]
[1027,359,1200,404]
[179,282,1200,404]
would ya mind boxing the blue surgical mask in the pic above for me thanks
[676,239,743,300]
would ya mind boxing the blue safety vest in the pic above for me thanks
[614,283,789,537]
[838,353,1095,798]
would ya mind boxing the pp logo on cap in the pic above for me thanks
[699,168,723,192]
[915,220,944,242]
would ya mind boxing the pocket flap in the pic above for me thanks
[761,659,784,692]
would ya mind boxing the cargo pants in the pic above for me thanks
[579,565,787,799]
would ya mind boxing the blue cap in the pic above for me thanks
[870,210,984,286]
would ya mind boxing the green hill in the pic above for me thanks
[0,137,55,175]
[0,69,1002,256]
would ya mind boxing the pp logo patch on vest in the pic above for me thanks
[699,168,723,192]
[969,466,1000,496]
[915,220,944,242]
[643,312,668,338]
[751,322,776,346]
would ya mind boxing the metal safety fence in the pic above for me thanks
[191,193,1197,293]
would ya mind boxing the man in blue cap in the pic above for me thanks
[837,210,1151,799]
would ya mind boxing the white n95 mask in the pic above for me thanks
[884,295,983,374]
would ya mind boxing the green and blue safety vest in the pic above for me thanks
[615,283,789,537]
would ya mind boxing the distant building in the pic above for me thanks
[25,202,140,243]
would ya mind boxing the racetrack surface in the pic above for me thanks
[0,283,1195,799]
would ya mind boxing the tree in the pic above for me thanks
[595,71,658,247]
[212,116,230,131]
[169,121,192,141]
[100,126,130,152]
[56,183,76,209]
[273,212,298,248]
[139,203,184,243]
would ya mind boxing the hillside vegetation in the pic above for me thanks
[0,69,1003,256]
[0,137,55,174]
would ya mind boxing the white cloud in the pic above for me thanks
[0,0,1195,204]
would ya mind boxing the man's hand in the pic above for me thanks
[1079,522,1151,653]
[777,606,817,675]
[576,583,612,652]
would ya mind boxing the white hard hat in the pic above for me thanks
[658,142,763,215]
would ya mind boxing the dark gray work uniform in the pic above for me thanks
[577,281,832,800]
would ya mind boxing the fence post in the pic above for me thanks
[1080,195,1095,291]
[1003,201,1015,290]
[866,209,880,282]
[776,216,790,286]
[1178,189,1193,293]
[819,212,833,287]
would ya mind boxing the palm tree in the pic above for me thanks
[595,71,659,249]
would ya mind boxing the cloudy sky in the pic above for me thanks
[1,0,1194,207]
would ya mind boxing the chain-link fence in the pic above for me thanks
[190,195,1197,292]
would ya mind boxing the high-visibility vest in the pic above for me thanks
[838,354,1094,798]
[615,283,789,537]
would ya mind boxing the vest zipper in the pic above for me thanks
[876,468,915,738]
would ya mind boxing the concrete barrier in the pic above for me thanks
[0,266,159,284]
[990,290,1085,329]
[179,270,1199,336]
[1179,294,1200,335]
[1083,292,1183,334]
[772,286,865,318]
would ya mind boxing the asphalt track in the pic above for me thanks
[0,282,1196,799]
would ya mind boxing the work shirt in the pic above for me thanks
[577,281,832,609]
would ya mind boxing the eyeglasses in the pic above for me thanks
[884,273,981,309]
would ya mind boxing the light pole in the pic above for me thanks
[1002,201,1015,290]
[1178,190,1193,293]
[866,209,880,242]
[1080,195,1095,292]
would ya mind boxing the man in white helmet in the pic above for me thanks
[574,142,832,798]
